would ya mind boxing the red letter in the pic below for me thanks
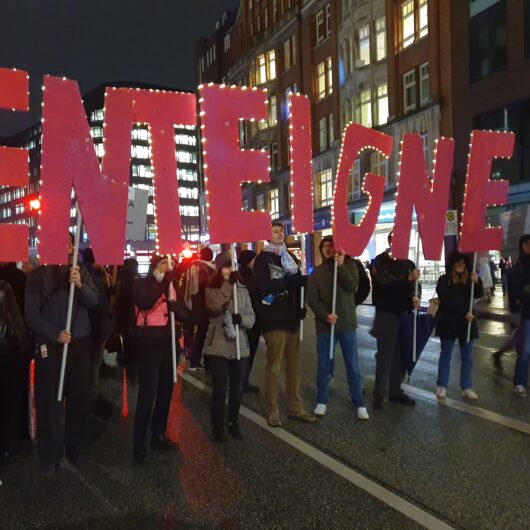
[132,89,196,255]
[0,68,29,262]
[332,124,392,256]
[39,77,134,264]
[459,130,515,253]
[288,93,313,234]
[199,84,271,244]
[391,134,454,260]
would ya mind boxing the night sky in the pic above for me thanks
[0,0,235,136]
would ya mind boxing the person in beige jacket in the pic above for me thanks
[203,253,255,442]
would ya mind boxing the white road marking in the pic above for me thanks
[180,371,456,530]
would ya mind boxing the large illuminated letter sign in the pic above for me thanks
[332,123,392,256]
[132,89,196,255]
[391,134,454,260]
[0,68,29,262]
[199,84,271,244]
[39,77,134,264]
[459,130,515,253]
[288,93,313,234]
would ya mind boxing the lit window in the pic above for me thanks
[267,50,276,79]
[375,17,386,61]
[420,62,430,106]
[376,83,389,125]
[358,89,372,128]
[419,0,428,38]
[403,69,416,112]
[224,34,231,52]
[270,142,279,171]
[242,198,250,211]
[327,57,333,94]
[402,0,415,49]
[269,189,280,219]
[317,62,326,100]
[318,169,333,207]
[370,152,388,182]
[319,117,327,152]
[258,54,267,84]
[90,127,103,139]
[359,25,370,65]
[316,9,325,45]
[257,194,265,210]
[268,94,277,127]
[348,159,361,200]
[328,114,334,145]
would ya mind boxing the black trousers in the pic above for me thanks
[189,320,209,368]
[244,325,261,388]
[34,340,91,466]
[133,338,175,452]
[207,355,246,427]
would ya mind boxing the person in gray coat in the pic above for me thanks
[203,253,255,442]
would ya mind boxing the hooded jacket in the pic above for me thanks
[307,239,359,334]
[435,252,483,341]
[508,236,530,319]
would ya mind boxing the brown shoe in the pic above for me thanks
[288,411,317,423]
[267,415,282,427]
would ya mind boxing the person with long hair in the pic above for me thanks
[203,253,255,442]
[435,252,483,400]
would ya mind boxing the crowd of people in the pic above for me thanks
[0,224,529,483]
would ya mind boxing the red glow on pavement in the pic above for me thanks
[121,368,129,421]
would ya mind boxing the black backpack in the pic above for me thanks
[353,259,371,305]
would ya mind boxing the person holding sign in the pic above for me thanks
[253,222,315,427]
[434,252,482,400]
[370,232,420,410]
[131,255,190,464]
[25,233,99,472]
[307,236,369,420]
[203,253,255,442]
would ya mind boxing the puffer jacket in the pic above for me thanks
[203,281,255,360]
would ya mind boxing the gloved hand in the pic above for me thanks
[232,313,242,326]
[228,271,241,285]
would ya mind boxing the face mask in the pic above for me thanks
[153,269,164,283]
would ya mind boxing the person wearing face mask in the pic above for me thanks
[434,252,483,401]
[203,253,255,442]
[25,233,99,473]
[131,254,191,464]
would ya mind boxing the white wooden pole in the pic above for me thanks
[57,201,82,401]
[329,259,338,360]
[299,234,306,341]
[231,244,241,360]
[167,255,178,383]
[467,253,478,343]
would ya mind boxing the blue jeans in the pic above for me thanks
[514,318,530,388]
[316,330,364,407]
[437,339,473,390]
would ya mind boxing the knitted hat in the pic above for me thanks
[237,250,256,268]
[214,252,232,272]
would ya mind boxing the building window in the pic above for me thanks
[258,54,267,84]
[268,95,278,127]
[257,194,265,211]
[316,59,334,100]
[358,89,372,128]
[224,34,231,52]
[328,114,334,145]
[318,169,333,207]
[343,38,352,76]
[358,24,370,65]
[401,0,415,49]
[270,142,279,171]
[269,189,280,219]
[403,69,416,113]
[319,117,328,152]
[284,35,296,70]
[371,152,388,182]
[420,62,430,106]
[326,4,332,37]
[273,0,278,22]
[469,0,507,82]
[252,50,276,85]
[421,132,429,166]
[316,9,326,45]
[419,0,428,38]
[376,83,389,125]
[348,160,361,200]
[327,57,333,95]
[267,50,276,80]
[242,198,249,211]
[375,17,386,61]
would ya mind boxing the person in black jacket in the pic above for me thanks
[252,222,314,427]
[435,251,483,400]
[509,234,530,397]
[370,232,420,409]
[25,234,99,471]
[131,254,190,464]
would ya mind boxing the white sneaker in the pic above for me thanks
[514,385,527,397]
[314,404,327,417]
[436,386,446,399]
[356,407,369,420]
[462,388,478,400]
